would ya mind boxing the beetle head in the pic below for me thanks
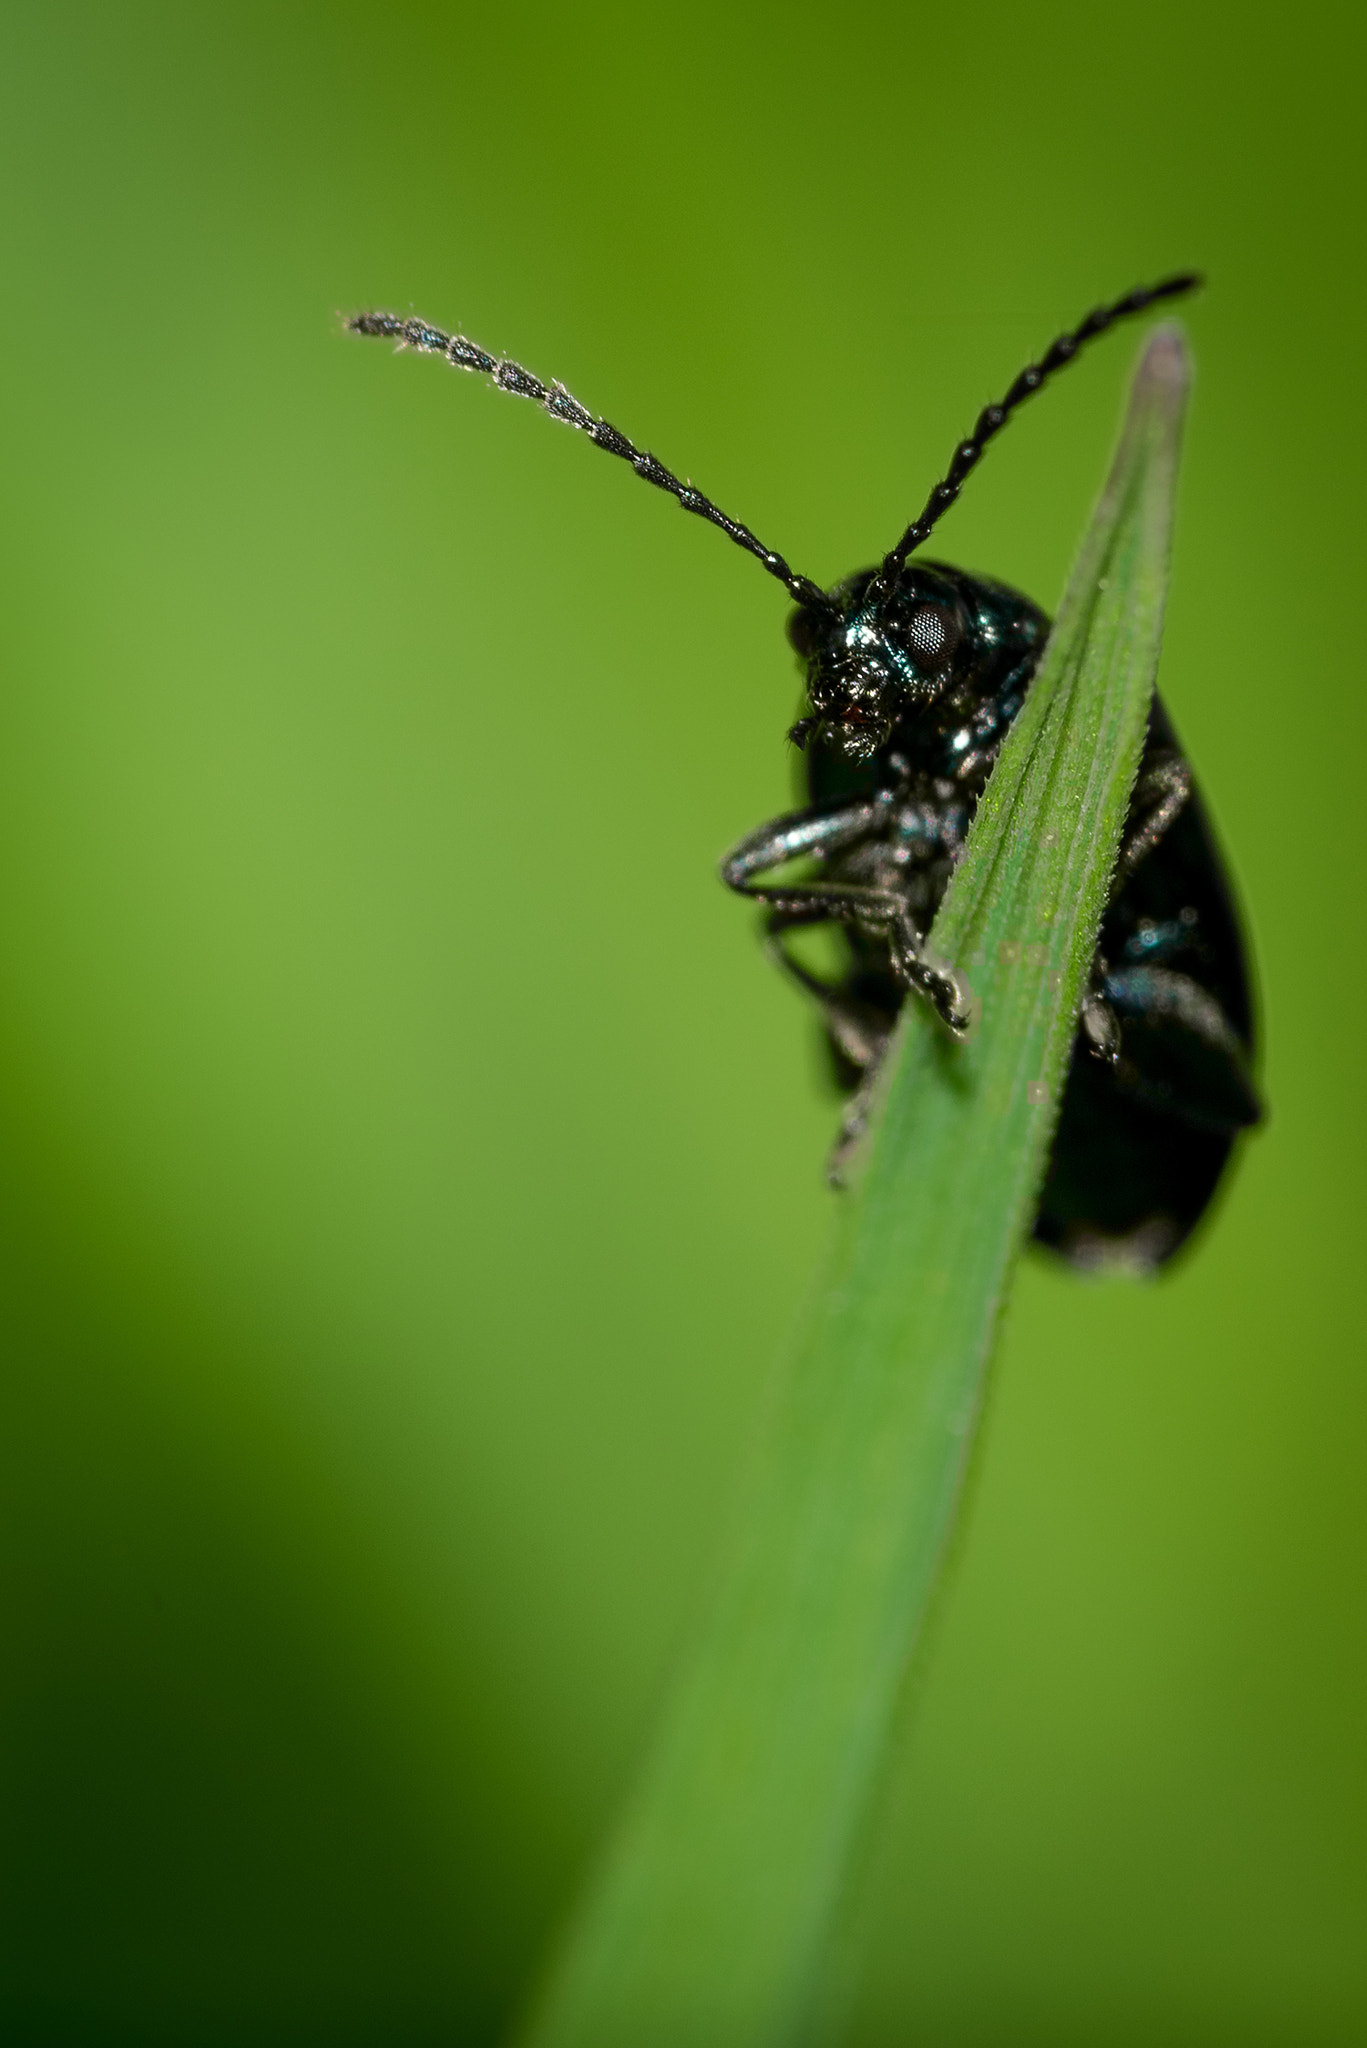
[787,565,970,761]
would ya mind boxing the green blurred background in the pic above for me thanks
[0,2,1363,2041]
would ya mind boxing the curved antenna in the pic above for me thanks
[347,311,829,610]
[875,273,1202,590]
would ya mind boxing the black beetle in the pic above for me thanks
[349,279,1260,1269]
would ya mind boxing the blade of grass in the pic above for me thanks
[519,325,1190,2048]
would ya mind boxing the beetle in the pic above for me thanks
[349,277,1260,1269]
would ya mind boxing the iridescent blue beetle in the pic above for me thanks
[350,278,1260,1268]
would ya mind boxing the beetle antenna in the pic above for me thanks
[875,273,1202,589]
[347,311,830,611]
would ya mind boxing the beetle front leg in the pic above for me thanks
[721,794,975,1036]
[719,792,894,890]
[748,878,974,1036]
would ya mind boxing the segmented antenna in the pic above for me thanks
[347,311,828,610]
[876,273,1202,589]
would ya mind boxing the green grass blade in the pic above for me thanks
[518,325,1190,2048]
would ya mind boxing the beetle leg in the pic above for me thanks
[762,931,891,1072]
[722,792,973,1035]
[827,1058,889,1187]
[1102,965,1261,1131]
[760,927,898,1185]
[745,879,972,1034]
[719,792,893,888]
[1113,750,1191,888]
[1080,987,1122,1063]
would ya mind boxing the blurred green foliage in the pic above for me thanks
[0,3,1362,2042]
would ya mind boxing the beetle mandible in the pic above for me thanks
[349,277,1261,1269]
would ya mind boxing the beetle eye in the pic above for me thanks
[907,603,958,667]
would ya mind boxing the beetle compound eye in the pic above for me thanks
[907,603,958,667]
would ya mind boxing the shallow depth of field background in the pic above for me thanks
[1,4,1363,2043]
